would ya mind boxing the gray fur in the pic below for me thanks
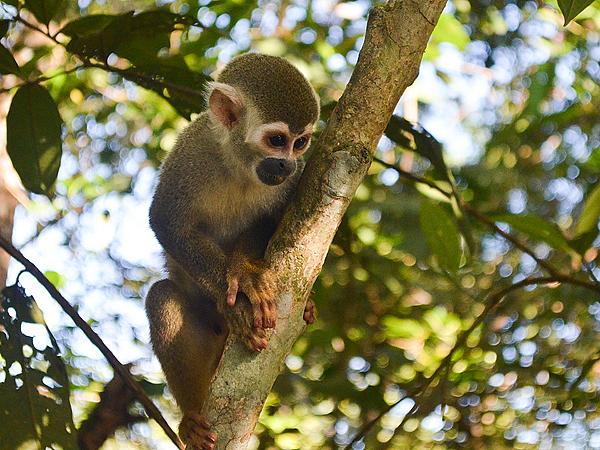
[218,53,319,134]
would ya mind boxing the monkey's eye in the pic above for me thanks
[269,135,287,148]
[294,136,308,150]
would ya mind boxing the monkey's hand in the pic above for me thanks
[304,299,316,325]
[226,255,277,330]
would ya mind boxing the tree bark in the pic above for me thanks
[201,1,448,448]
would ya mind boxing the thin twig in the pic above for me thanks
[0,66,84,93]
[0,235,184,449]
[462,203,560,277]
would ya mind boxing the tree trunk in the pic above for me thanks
[201,1,448,448]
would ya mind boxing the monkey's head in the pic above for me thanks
[206,53,320,186]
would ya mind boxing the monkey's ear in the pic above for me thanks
[207,82,244,129]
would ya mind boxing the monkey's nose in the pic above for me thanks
[263,158,296,177]
[256,158,297,185]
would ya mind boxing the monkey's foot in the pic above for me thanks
[304,299,316,325]
[226,257,278,329]
[224,297,270,352]
[179,412,217,450]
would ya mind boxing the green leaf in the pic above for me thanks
[492,214,572,252]
[385,115,451,182]
[65,9,193,62]
[7,84,63,195]
[0,285,77,450]
[0,43,20,75]
[558,0,595,24]
[382,316,428,339]
[24,0,65,24]
[569,229,597,255]
[121,58,209,118]
[44,270,65,289]
[60,14,115,38]
[420,201,462,272]
[424,13,470,60]
[574,183,600,237]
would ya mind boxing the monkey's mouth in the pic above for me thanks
[256,158,296,186]
[257,171,287,186]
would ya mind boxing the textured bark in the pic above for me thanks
[201,1,448,448]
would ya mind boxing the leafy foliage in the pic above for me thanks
[6,84,63,195]
[558,0,596,24]
[1,0,600,448]
[0,285,76,449]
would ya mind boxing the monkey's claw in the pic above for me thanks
[180,412,217,450]
[303,299,316,325]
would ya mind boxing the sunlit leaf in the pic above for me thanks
[44,271,65,289]
[424,13,470,60]
[420,201,462,272]
[574,183,600,237]
[6,84,63,195]
[558,0,595,24]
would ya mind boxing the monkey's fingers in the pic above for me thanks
[180,412,216,450]
[226,277,239,306]
[303,299,316,325]
[244,328,268,352]
[259,298,277,329]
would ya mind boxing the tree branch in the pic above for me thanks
[0,235,184,449]
[200,1,448,448]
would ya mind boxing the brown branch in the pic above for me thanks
[200,1,449,448]
[77,367,144,450]
[0,66,84,93]
[0,235,184,449]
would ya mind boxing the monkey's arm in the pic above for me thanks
[149,191,228,300]
[225,216,279,331]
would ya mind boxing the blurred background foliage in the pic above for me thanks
[1,0,600,449]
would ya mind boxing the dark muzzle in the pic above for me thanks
[256,158,296,186]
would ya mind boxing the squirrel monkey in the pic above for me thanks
[145,53,320,449]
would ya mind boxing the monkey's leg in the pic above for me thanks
[146,279,226,450]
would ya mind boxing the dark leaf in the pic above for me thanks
[121,58,209,118]
[569,229,598,255]
[66,9,194,62]
[385,115,450,182]
[557,0,595,24]
[24,0,65,24]
[0,43,20,74]
[7,84,63,195]
[0,19,11,37]
[420,200,462,272]
[0,285,76,450]
[60,14,115,38]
